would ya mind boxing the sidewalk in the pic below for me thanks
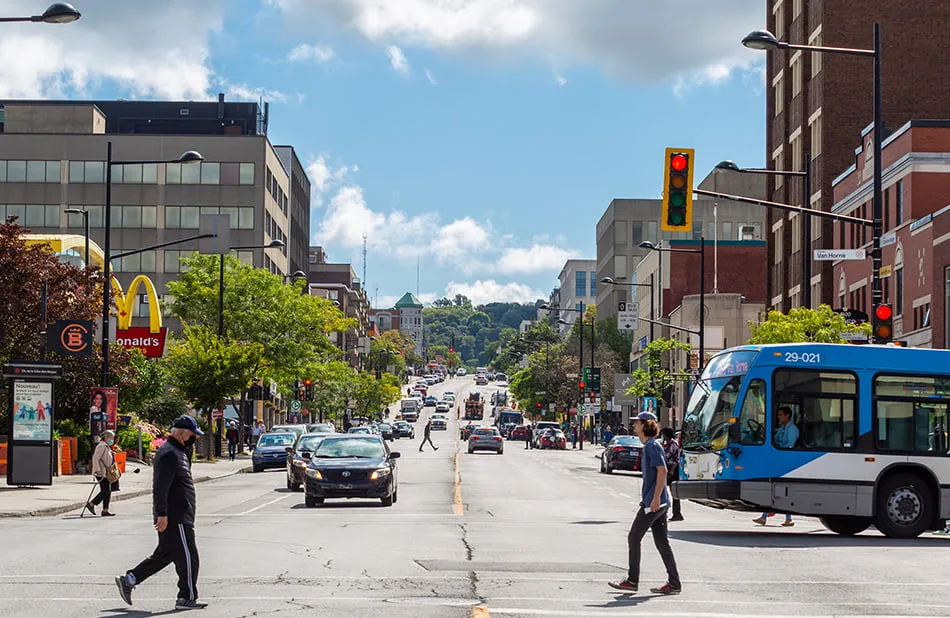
[0,454,252,518]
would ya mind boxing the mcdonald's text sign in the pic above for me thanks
[116,327,168,358]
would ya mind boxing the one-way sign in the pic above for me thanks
[617,301,638,331]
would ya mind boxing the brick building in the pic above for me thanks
[832,120,950,348]
[764,0,950,313]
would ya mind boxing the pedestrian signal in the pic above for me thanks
[661,147,695,232]
[873,304,893,343]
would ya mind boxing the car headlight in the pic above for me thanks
[370,467,391,481]
[293,458,308,467]
[305,469,323,480]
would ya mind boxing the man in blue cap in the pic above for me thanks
[115,415,207,610]
[609,411,681,596]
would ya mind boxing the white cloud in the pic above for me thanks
[445,280,545,306]
[555,75,567,87]
[287,43,336,63]
[268,0,763,88]
[222,82,286,102]
[307,155,359,202]
[497,244,580,274]
[386,45,411,74]
[0,0,223,99]
[425,69,438,84]
[432,218,490,259]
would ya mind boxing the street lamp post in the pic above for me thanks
[0,2,81,23]
[601,276,655,342]
[639,238,706,371]
[716,157,812,307]
[743,24,883,325]
[63,208,89,268]
[101,145,204,387]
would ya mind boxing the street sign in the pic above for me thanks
[618,303,638,331]
[813,249,866,261]
[291,399,302,412]
[566,373,579,379]
[614,373,635,405]
[834,308,869,325]
[841,332,869,341]
[578,404,587,414]
[211,409,224,420]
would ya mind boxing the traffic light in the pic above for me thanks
[661,147,695,232]
[578,381,585,391]
[589,368,601,394]
[873,304,893,343]
[303,378,313,400]
[536,402,541,410]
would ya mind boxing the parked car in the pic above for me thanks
[467,427,504,454]
[600,435,644,474]
[377,422,395,441]
[252,432,297,472]
[539,428,567,450]
[304,435,400,507]
[285,433,332,491]
[393,420,415,439]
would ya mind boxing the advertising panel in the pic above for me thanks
[90,387,119,433]
[12,381,53,441]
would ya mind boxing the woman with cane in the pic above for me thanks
[86,430,120,516]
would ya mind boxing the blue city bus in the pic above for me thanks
[672,342,950,538]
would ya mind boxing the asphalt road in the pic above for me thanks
[1,376,949,617]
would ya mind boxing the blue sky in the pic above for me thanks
[0,0,765,307]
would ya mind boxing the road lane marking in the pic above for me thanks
[472,605,491,618]
[454,447,464,516]
[204,493,291,516]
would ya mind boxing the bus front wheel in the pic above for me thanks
[819,515,872,536]
[875,473,935,538]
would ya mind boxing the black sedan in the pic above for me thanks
[600,435,644,474]
[285,433,332,491]
[393,420,414,438]
[377,422,395,441]
[304,435,400,507]
[252,432,297,473]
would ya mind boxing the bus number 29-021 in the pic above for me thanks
[784,352,821,364]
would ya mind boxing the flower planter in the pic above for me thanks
[64,437,78,472]
[114,450,127,474]
[59,439,73,476]
[0,442,7,476]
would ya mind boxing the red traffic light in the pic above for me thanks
[875,305,893,321]
[304,378,312,386]
[578,381,585,389]
[670,154,688,171]
[449,347,454,353]
[536,402,541,408]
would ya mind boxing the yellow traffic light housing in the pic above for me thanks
[661,147,695,232]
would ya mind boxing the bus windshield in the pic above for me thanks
[681,375,743,451]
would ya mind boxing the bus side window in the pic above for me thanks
[737,379,767,445]
[774,369,857,450]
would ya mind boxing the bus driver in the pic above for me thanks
[753,406,799,527]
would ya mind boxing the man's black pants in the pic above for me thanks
[129,523,200,601]
[419,435,437,451]
[228,441,237,460]
[626,507,680,588]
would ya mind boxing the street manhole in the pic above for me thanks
[570,520,618,525]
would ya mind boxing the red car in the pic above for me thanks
[510,425,530,440]
[539,428,567,450]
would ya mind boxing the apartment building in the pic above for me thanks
[307,246,372,366]
[555,259,596,335]
[764,0,950,312]
[0,97,308,328]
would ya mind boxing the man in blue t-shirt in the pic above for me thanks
[753,406,798,527]
[609,411,681,596]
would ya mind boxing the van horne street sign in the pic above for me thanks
[617,301,639,331]
[814,249,866,261]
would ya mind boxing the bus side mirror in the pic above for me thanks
[728,419,741,443]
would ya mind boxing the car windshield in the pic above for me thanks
[257,433,295,447]
[307,424,333,433]
[612,436,643,447]
[378,423,392,430]
[681,375,743,451]
[349,427,371,433]
[296,435,328,451]
[475,429,497,436]
[314,437,386,458]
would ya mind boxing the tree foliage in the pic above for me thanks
[421,301,543,365]
[626,338,692,407]
[748,305,871,344]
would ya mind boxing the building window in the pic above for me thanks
[200,162,220,185]
[615,222,627,244]
[114,250,156,273]
[895,180,904,224]
[646,220,658,243]
[809,113,822,159]
[791,216,801,254]
[20,204,62,228]
[773,1,784,40]
[631,221,642,245]
[792,0,802,18]
[895,247,904,315]
[773,227,783,264]
[0,160,60,183]
[790,134,802,175]
[773,150,785,189]
[589,272,597,297]
[575,271,586,297]
[809,29,823,77]
[790,53,802,97]
[613,255,627,279]
[774,72,784,116]
[811,282,820,309]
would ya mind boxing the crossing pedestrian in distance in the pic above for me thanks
[419,419,438,452]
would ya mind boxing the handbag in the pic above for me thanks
[106,462,121,483]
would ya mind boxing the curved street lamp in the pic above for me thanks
[0,2,81,23]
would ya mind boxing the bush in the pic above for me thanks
[116,425,153,453]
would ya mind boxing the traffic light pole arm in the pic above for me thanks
[111,233,216,259]
[693,188,872,227]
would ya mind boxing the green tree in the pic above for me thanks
[165,326,263,426]
[139,390,189,428]
[748,305,871,344]
[352,372,401,417]
[119,350,167,416]
[625,338,692,407]
[306,360,357,423]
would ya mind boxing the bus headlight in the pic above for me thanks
[716,460,725,476]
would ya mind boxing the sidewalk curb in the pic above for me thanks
[0,464,252,519]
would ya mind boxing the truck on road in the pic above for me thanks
[464,392,484,421]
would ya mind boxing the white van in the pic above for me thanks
[400,399,421,422]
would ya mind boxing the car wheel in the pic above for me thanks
[305,495,323,507]
[467,447,474,454]
[599,458,606,473]
[381,493,394,507]
[392,489,399,504]
[253,465,261,473]
[605,463,613,474]
[498,449,504,455]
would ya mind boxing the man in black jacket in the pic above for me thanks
[115,415,206,610]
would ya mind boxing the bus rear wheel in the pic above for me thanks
[819,515,872,536]
[875,473,934,538]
